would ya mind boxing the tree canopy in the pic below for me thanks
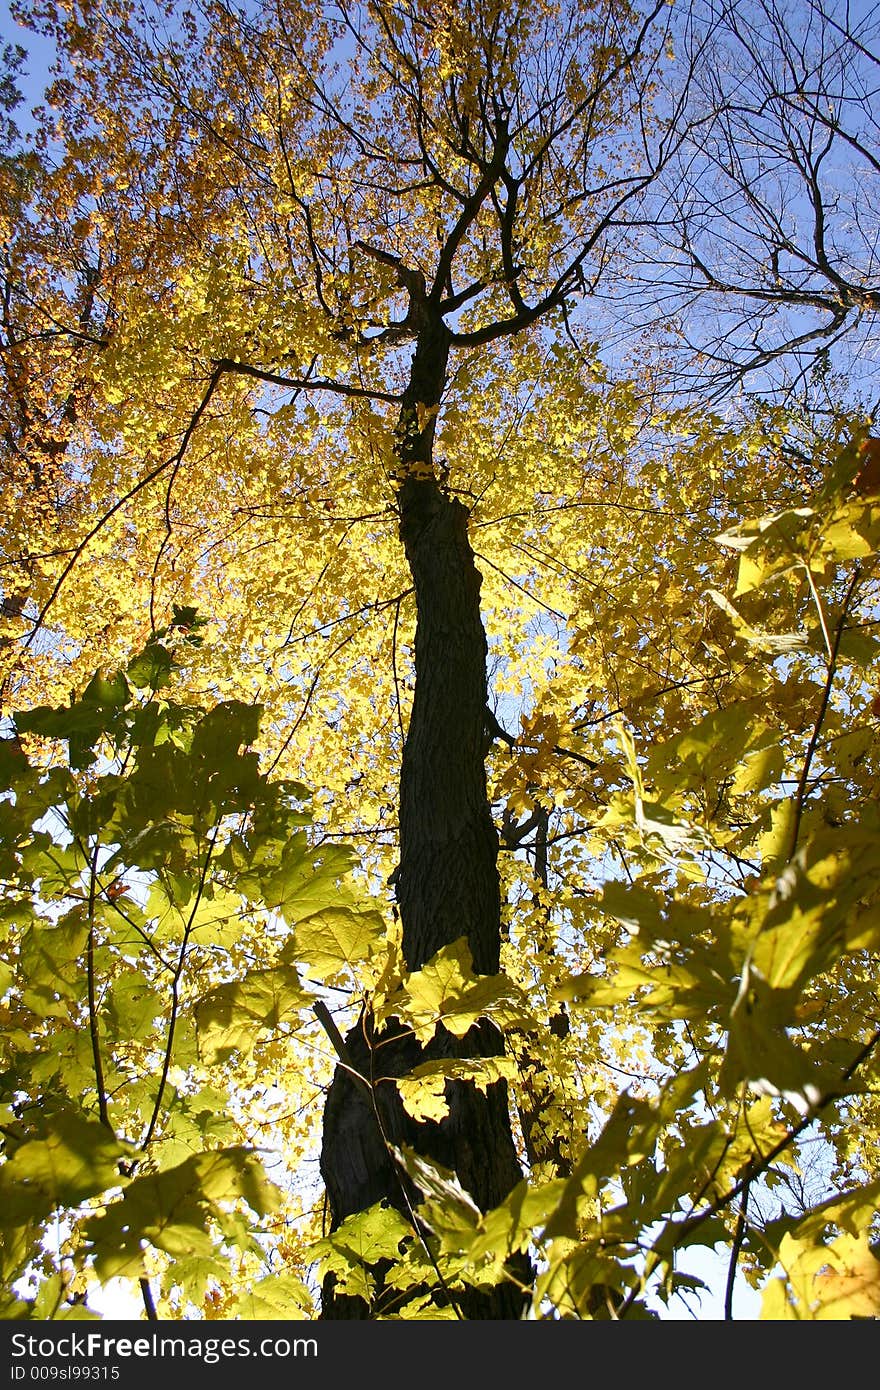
[1,0,880,1322]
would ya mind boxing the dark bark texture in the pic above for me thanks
[396,473,501,976]
[319,325,529,1316]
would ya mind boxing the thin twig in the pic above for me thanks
[724,1177,751,1321]
[312,1000,372,1098]
[141,822,222,1150]
[473,549,567,621]
[85,841,111,1131]
[786,564,861,860]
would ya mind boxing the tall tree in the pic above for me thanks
[2,0,685,1319]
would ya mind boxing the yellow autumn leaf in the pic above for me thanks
[381,938,533,1043]
[763,1230,880,1320]
[396,1056,519,1122]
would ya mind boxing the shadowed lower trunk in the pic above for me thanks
[319,453,529,1318]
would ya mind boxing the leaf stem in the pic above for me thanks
[141,822,221,1150]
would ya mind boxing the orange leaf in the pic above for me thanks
[853,437,880,496]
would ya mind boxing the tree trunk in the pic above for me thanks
[319,324,529,1319]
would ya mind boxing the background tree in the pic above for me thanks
[1,0,879,1322]
[607,0,880,406]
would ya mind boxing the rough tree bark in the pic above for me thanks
[319,320,529,1318]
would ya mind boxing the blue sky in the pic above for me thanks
[2,3,58,116]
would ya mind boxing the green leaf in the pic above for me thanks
[31,1273,99,1321]
[556,884,733,1021]
[104,971,162,1042]
[719,968,839,1111]
[0,1111,129,1225]
[190,700,262,762]
[536,1244,649,1320]
[195,966,311,1063]
[127,640,174,690]
[0,733,32,792]
[185,886,250,947]
[18,907,90,1001]
[286,905,385,980]
[81,670,131,710]
[313,1203,412,1303]
[162,1254,230,1303]
[466,1177,567,1263]
[15,703,110,770]
[390,1146,481,1242]
[544,1069,706,1241]
[255,835,358,920]
[85,1148,282,1279]
[227,1271,314,1319]
[381,938,533,1043]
